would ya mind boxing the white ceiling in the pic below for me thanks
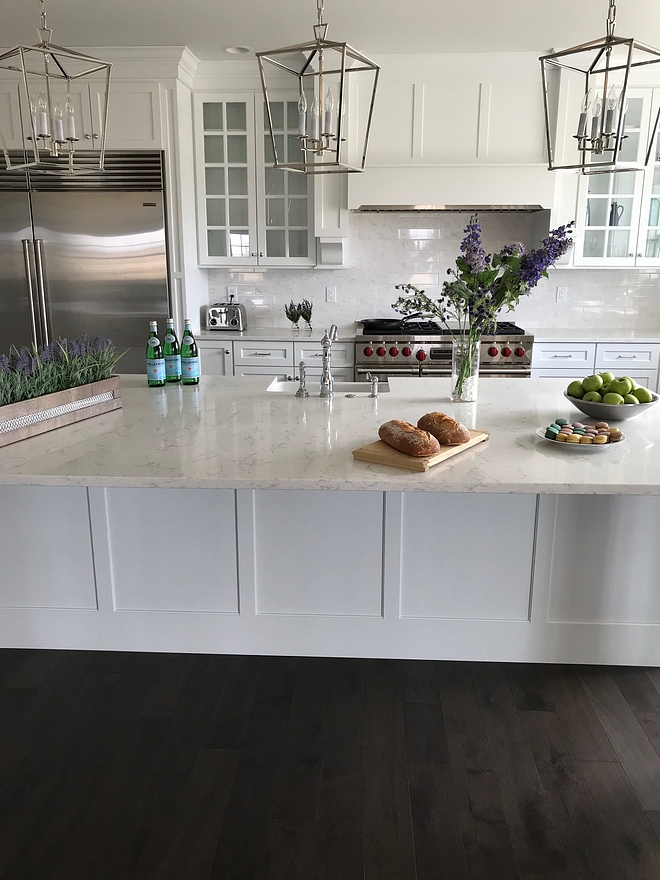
[3,0,660,60]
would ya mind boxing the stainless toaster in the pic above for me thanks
[206,296,247,331]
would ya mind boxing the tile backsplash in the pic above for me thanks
[207,213,660,331]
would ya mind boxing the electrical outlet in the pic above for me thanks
[227,285,238,299]
[556,286,569,303]
[325,286,337,303]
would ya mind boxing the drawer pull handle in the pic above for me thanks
[254,352,272,357]
[616,354,637,359]
[552,354,573,359]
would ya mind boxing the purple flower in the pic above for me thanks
[460,216,490,274]
[518,223,574,287]
[498,242,525,258]
[66,339,81,359]
[90,335,114,353]
[0,354,9,373]
[12,347,37,377]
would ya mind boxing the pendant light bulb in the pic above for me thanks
[580,89,593,114]
[36,91,49,137]
[606,86,618,110]
[298,92,307,113]
[323,87,334,135]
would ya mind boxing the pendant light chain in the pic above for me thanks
[606,0,617,40]
[316,0,325,27]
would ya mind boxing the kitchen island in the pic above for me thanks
[1,374,659,665]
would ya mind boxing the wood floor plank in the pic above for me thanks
[409,762,468,880]
[204,654,263,749]
[470,663,571,880]
[313,666,365,880]
[520,710,624,880]
[453,768,520,880]
[648,812,660,845]
[404,702,449,765]
[638,713,660,758]
[364,659,416,880]
[435,665,492,771]
[209,694,293,880]
[401,660,440,704]
[0,649,62,689]
[611,668,660,715]
[581,759,660,880]
[580,669,660,811]
[263,819,317,880]
[139,654,197,717]
[154,748,239,880]
[542,666,618,762]
[256,655,299,696]
[506,664,557,712]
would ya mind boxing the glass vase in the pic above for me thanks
[451,336,480,402]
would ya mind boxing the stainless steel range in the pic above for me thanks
[355,319,533,380]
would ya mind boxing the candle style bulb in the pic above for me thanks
[308,95,320,141]
[65,95,76,140]
[323,88,334,136]
[605,86,618,134]
[590,95,602,141]
[297,92,307,137]
[29,96,37,138]
[577,89,592,138]
[53,101,65,143]
[37,92,49,137]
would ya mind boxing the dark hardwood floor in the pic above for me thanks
[1,651,660,879]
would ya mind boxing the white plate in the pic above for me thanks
[535,426,624,451]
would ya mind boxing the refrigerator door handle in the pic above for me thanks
[33,239,50,346]
[22,239,40,350]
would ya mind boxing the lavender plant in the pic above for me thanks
[0,335,122,407]
[394,215,574,397]
[284,301,301,326]
[298,299,313,329]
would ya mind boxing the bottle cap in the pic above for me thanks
[149,321,157,328]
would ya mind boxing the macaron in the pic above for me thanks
[555,432,568,442]
[556,418,569,426]
[579,435,593,444]
[572,422,585,429]
[566,434,581,443]
[595,421,609,429]
[592,434,608,444]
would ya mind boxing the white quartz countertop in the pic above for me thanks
[197,326,357,343]
[531,328,660,343]
[1,375,659,493]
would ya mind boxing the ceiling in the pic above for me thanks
[3,0,660,61]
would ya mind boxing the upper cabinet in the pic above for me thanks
[193,92,315,268]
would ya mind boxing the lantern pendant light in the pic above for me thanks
[540,0,660,174]
[256,0,380,174]
[0,0,111,176]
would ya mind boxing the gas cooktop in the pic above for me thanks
[359,319,526,337]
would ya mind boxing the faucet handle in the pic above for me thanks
[295,360,309,398]
[329,323,338,342]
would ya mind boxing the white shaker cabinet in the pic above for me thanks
[198,341,232,376]
[531,342,596,377]
[532,340,660,391]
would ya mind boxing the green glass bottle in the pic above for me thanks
[181,319,200,385]
[146,320,165,387]
[163,317,181,383]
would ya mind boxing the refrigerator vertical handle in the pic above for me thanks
[22,239,40,350]
[33,239,50,346]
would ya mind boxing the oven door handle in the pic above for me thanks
[355,367,419,376]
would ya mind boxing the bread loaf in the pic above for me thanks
[417,412,471,446]
[378,420,441,457]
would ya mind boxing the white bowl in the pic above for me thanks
[564,390,658,422]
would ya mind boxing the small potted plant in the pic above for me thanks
[298,299,313,332]
[284,301,301,332]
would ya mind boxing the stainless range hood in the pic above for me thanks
[355,204,546,213]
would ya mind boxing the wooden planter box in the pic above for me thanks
[0,376,122,448]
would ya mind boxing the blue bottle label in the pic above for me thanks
[147,357,166,380]
[165,354,181,376]
[148,336,159,347]
[181,356,200,379]
[182,334,195,345]
[164,333,176,343]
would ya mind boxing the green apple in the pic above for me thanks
[633,386,654,403]
[601,383,611,395]
[582,374,604,392]
[603,392,625,404]
[623,394,639,404]
[623,376,638,391]
[583,391,603,402]
[567,380,585,399]
[609,377,633,396]
[599,371,615,384]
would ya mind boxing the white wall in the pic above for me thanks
[207,212,660,332]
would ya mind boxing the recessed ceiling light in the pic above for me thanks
[224,46,252,55]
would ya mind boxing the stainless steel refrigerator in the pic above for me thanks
[0,152,170,373]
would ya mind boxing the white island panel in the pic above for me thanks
[250,489,384,617]
[0,486,97,609]
[398,493,536,620]
[548,495,660,624]
[105,488,239,613]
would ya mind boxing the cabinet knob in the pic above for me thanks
[628,253,634,257]
[259,252,264,257]
[225,349,230,355]
[637,253,643,257]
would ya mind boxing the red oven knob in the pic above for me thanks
[389,346,399,357]
[501,346,512,357]
[402,346,412,357]
[376,346,387,357]
[416,350,427,361]
[487,346,498,356]
[363,346,374,357]
[514,346,526,357]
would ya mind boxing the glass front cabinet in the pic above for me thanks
[193,92,314,267]
[574,88,660,267]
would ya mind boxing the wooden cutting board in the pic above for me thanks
[352,430,490,472]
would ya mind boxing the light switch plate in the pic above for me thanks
[227,285,238,299]
[555,286,568,303]
[325,286,337,303]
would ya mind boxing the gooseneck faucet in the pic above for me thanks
[319,324,338,398]
[295,361,309,398]
[366,372,379,398]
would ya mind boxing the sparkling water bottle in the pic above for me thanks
[181,319,200,385]
[163,317,181,383]
[146,321,165,387]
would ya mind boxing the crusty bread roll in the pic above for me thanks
[378,420,441,457]
[417,411,471,446]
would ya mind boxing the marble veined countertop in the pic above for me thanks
[0,375,659,493]
[531,328,660,343]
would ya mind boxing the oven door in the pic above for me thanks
[421,366,531,378]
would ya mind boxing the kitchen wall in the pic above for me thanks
[207,213,660,332]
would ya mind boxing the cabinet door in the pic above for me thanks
[0,81,24,150]
[256,94,314,266]
[595,342,660,372]
[233,340,293,366]
[531,342,596,372]
[194,94,259,267]
[198,342,232,376]
[93,82,162,149]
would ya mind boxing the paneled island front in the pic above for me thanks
[1,375,660,666]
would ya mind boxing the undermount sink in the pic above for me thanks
[267,378,389,395]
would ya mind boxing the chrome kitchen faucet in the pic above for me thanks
[320,325,338,398]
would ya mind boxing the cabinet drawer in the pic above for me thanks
[301,367,355,383]
[234,366,292,379]
[532,343,596,371]
[595,343,660,371]
[293,341,355,368]
[233,341,294,366]
[531,369,592,380]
